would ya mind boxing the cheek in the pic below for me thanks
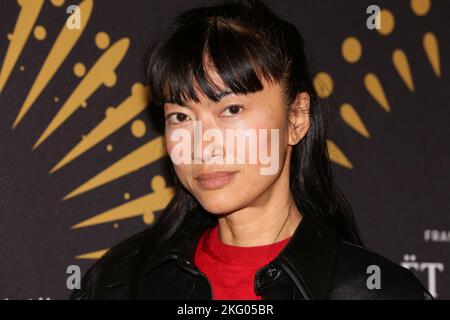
[234,167,281,205]
[172,163,194,192]
[164,130,194,185]
[165,128,194,165]
[247,117,287,170]
[164,130,176,155]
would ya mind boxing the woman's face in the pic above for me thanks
[163,71,307,214]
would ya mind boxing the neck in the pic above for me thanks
[217,199,301,247]
[216,152,302,247]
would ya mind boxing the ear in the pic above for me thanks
[288,92,310,145]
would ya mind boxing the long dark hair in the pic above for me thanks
[98,0,363,299]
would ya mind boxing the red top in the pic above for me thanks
[194,223,292,300]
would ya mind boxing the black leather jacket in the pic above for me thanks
[70,209,433,300]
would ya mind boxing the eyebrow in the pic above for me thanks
[215,89,234,100]
[164,89,234,106]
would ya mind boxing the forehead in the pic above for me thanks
[163,61,225,99]
[161,46,283,108]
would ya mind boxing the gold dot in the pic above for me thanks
[313,72,334,98]
[131,120,146,138]
[113,223,119,229]
[104,73,117,87]
[342,37,362,63]
[73,63,86,77]
[7,33,12,40]
[54,97,59,102]
[124,192,131,200]
[377,9,395,36]
[143,212,155,225]
[106,144,113,152]
[411,0,430,16]
[95,32,110,50]
[50,0,65,6]
[19,65,25,71]
[81,101,87,108]
[105,106,115,117]
[33,25,46,40]
[150,175,166,191]
[131,82,145,96]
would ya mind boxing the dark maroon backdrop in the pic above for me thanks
[0,0,448,299]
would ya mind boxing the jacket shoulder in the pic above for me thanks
[330,241,433,300]
[69,228,151,300]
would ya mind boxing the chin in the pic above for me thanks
[196,196,240,215]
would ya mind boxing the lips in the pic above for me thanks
[195,171,238,190]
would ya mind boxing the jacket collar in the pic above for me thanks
[273,212,340,299]
[134,206,340,299]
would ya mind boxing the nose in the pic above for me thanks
[191,119,224,164]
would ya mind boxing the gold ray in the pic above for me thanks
[0,0,44,93]
[423,32,441,77]
[50,83,149,173]
[392,49,415,92]
[364,73,391,112]
[72,175,174,229]
[340,103,370,138]
[13,0,94,128]
[75,249,108,260]
[63,136,166,200]
[33,38,130,149]
[327,139,353,169]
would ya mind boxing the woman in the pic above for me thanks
[71,0,432,300]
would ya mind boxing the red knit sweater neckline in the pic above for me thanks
[199,223,292,266]
[194,223,292,300]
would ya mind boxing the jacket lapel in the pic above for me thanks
[137,207,216,277]
[272,215,339,299]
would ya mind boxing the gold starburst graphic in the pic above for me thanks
[313,0,441,169]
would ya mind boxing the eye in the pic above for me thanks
[221,105,243,117]
[166,113,191,124]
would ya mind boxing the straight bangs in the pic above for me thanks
[147,15,285,110]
